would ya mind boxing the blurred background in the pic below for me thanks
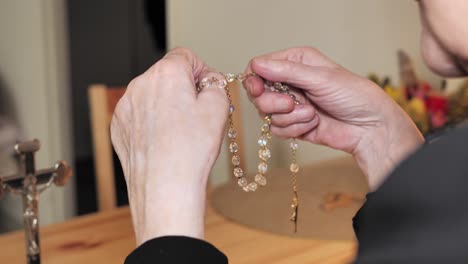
[0,0,465,233]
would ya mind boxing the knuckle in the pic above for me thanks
[171,46,194,56]
[154,59,182,76]
[127,74,144,90]
[162,47,197,72]
[116,94,129,111]
[289,46,316,61]
[125,75,148,99]
[301,46,319,54]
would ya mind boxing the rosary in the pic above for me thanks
[198,72,301,232]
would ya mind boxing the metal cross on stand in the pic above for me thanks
[0,139,72,264]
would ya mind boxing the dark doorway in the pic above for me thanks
[67,0,166,215]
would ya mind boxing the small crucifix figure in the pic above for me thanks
[0,139,72,264]
[290,190,299,233]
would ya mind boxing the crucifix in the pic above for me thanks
[0,139,72,264]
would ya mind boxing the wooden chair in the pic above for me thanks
[88,84,126,211]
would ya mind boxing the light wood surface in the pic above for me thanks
[212,157,367,241]
[0,204,356,263]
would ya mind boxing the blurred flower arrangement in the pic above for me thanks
[369,50,468,135]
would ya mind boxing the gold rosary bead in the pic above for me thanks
[258,136,268,147]
[237,178,247,187]
[254,174,267,186]
[247,182,258,192]
[259,148,271,161]
[228,128,237,139]
[225,73,236,82]
[290,163,299,173]
[273,82,283,90]
[217,78,228,89]
[233,167,244,178]
[199,78,210,90]
[236,73,246,81]
[229,142,238,153]
[232,155,240,166]
[258,162,268,174]
[290,140,299,150]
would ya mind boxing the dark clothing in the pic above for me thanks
[126,126,468,263]
[125,236,227,264]
[353,125,468,263]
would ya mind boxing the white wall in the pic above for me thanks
[0,0,74,226]
[168,0,440,185]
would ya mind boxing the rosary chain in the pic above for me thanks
[290,139,299,232]
[197,72,301,232]
[224,72,272,192]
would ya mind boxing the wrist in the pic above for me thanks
[128,161,211,246]
[132,181,208,246]
[354,103,424,191]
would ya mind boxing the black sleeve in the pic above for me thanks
[352,126,468,263]
[125,236,228,264]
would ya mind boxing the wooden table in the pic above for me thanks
[0,205,356,263]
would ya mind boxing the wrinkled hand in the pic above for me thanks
[244,47,424,190]
[111,48,228,245]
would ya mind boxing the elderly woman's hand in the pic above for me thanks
[244,47,424,190]
[110,48,228,245]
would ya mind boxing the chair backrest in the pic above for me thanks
[88,84,126,211]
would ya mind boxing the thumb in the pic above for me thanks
[251,58,339,91]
